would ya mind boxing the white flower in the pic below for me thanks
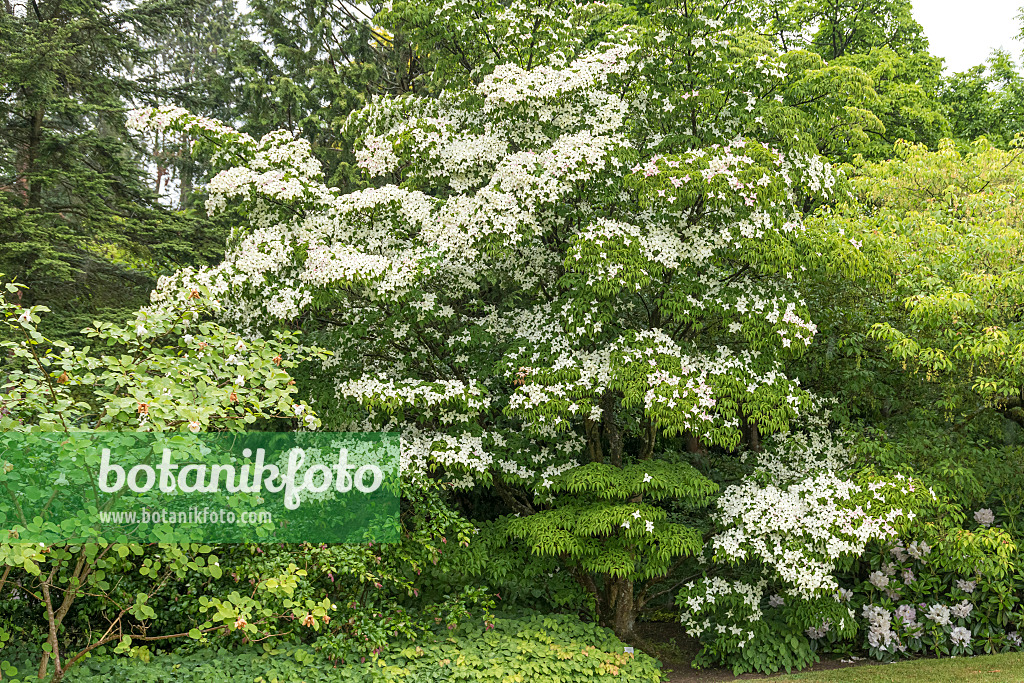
[806,622,830,639]
[955,579,976,594]
[925,604,951,626]
[645,519,654,533]
[642,473,652,483]
[869,571,890,589]
[234,375,245,387]
[974,508,995,527]
[890,543,908,562]
[894,604,916,624]
[188,420,202,434]
[950,600,973,620]
[950,626,971,647]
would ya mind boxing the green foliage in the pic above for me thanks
[758,0,928,61]
[940,50,1024,148]
[28,613,664,683]
[848,139,1024,426]
[1,279,322,432]
[789,135,1024,668]
[752,0,947,161]
[230,0,420,188]
[685,592,856,675]
[0,278,326,681]
[413,517,591,614]
[379,0,619,93]
[830,49,949,160]
[506,458,714,582]
[838,523,1024,662]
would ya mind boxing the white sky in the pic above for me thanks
[913,0,1024,73]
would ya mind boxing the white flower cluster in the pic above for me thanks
[951,626,972,647]
[889,539,933,563]
[806,621,831,640]
[713,470,907,597]
[131,6,848,498]
[861,595,976,656]
[925,603,951,626]
[678,577,763,649]
[680,402,935,654]
[711,424,925,598]
[336,377,490,424]
[863,604,899,650]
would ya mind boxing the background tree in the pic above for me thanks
[142,0,245,211]
[791,0,927,61]
[940,50,1024,148]
[232,0,419,188]
[831,48,949,158]
[0,0,226,342]
[753,0,948,160]
[858,139,1024,434]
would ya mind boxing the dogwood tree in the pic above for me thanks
[130,0,888,641]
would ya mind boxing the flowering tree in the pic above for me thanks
[129,0,890,643]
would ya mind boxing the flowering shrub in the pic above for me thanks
[0,279,326,682]
[845,523,1023,661]
[676,408,940,674]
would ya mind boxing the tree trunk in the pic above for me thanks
[179,160,193,210]
[602,392,623,467]
[610,576,636,641]
[178,133,194,209]
[741,415,761,452]
[684,432,706,454]
[27,106,44,208]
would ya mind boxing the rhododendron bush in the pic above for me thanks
[127,0,933,666]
